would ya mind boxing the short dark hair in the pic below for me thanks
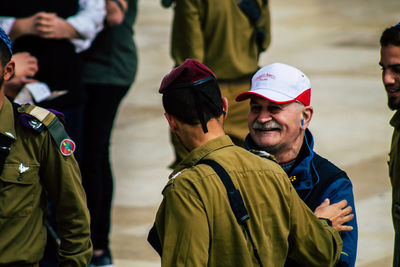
[380,23,400,47]
[162,79,224,126]
[0,40,11,67]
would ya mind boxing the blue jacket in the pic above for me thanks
[245,129,358,267]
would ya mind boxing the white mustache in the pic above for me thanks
[252,121,282,130]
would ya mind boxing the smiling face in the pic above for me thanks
[380,45,400,110]
[248,95,311,162]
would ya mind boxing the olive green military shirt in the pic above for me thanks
[389,110,400,267]
[154,135,342,266]
[0,98,92,265]
[171,0,271,80]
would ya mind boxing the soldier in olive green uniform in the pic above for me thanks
[0,28,92,266]
[380,23,400,267]
[165,0,271,167]
[148,59,345,267]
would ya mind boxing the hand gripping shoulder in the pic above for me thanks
[17,105,76,156]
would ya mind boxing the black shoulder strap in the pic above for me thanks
[237,0,267,53]
[198,159,263,267]
[198,159,250,223]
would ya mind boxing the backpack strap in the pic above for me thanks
[197,159,263,267]
[237,0,267,53]
[17,104,76,156]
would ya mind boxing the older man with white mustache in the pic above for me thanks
[236,63,358,267]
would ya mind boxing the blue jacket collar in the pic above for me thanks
[245,129,316,190]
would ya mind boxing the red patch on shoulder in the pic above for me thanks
[60,139,76,156]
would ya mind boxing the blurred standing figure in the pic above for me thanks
[80,0,138,266]
[163,0,271,167]
[0,0,105,161]
[379,22,400,267]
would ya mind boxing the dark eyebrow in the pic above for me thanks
[379,63,400,68]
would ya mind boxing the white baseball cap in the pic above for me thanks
[236,63,311,105]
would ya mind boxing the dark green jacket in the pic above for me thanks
[389,111,400,267]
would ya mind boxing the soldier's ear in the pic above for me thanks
[3,60,15,81]
[222,97,228,119]
[165,112,178,132]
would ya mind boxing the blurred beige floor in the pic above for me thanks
[108,0,400,266]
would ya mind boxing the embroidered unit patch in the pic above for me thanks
[60,139,76,156]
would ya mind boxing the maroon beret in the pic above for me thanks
[159,59,216,93]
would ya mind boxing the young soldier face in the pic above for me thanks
[380,45,400,110]
[248,95,303,157]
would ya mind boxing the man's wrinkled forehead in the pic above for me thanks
[249,95,303,109]
[249,95,283,105]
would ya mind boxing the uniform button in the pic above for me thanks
[17,176,23,181]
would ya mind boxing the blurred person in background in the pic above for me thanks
[80,0,138,266]
[0,0,105,161]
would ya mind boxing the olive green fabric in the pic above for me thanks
[0,98,92,265]
[171,0,271,80]
[154,135,342,266]
[389,110,400,267]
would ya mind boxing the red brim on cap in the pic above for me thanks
[235,89,311,106]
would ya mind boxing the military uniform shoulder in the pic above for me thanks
[162,167,200,194]
[16,104,65,129]
[16,104,76,156]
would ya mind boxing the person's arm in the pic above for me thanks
[314,198,354,232]
[155,181,209,266]
[286,183,342,266]
[106,0,128,27]
[40,126,92,265]
[319,178,358,267]
[67,0,106,52]
[3,14,40,40]
[4,52,38,99]
[12,52,39,79]
[171,0,204,66]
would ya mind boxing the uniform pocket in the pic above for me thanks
[0,164,39,218]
